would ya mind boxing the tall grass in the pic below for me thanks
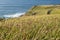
[0,14,60,40]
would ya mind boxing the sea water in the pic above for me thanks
[0,5,32,18]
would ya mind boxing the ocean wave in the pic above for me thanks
[3,12,25,18]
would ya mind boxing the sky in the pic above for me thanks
[0,0,60,5]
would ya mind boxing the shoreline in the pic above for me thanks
[3,12,25,18]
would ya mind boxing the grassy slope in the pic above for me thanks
[25,5,60,16]
[0,5,60,40]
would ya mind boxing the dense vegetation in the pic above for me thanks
[0,5,60,40]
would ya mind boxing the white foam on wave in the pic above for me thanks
[3,12,25,18]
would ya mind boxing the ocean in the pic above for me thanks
[0,5,33,18]
[0,5,56,18]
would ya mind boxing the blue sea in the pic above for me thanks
[0,5,32,18]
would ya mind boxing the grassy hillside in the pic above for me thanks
[0,5,60,40]
[25,5,60,16]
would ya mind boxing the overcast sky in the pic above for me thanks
[0,0,60,5]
